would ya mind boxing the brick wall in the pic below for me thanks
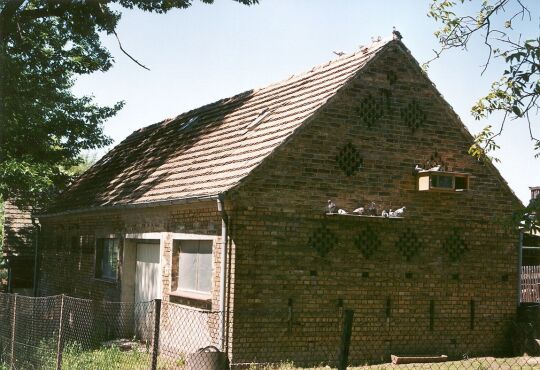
[38,201,226,308]
[226,43,520,364]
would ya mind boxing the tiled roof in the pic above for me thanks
[46,39,395,214]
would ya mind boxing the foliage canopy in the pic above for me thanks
[428,0,540,160]
[428,0,540,232]
[0,0,257,208]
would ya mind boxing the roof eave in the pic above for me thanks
[36,194,220,219]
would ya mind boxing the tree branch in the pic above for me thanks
[111,29,150,71]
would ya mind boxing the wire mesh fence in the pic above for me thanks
[0,292,540,369]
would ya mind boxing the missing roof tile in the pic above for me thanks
[246,108,271,131]
[179,116,199,131]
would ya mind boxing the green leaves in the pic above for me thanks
[429,0,540,161]
[0,0,257,209]
[468,125,501,163]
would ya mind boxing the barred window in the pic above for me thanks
[95,238,119,281]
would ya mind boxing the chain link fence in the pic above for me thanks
[0,292,540,369]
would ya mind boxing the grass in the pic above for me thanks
[2,346,539,369]
[246,357,540,370]
[3,341,158,370]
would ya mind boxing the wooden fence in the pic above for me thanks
[521,266,540,302]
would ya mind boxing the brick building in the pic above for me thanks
[37,38,521,364]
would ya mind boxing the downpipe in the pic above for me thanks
[217,194,228,352]
[32,216,41,297]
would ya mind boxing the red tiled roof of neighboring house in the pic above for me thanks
[46,39,396,214]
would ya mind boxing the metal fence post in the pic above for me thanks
[10,294,17,370]
[151,299,162,370]
[337,309,354,370]
[56,294,65,370]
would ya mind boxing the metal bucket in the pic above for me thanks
[186,346,229,370]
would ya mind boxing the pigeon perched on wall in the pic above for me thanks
[333,51,345,57]
[393,206,406,217]
[353,207,365,215]
[428,165,441,172]
[392,27,403,41]
[338,209,348,215]
[327,200,337,214]
[381,210,389,218]
[414,164,424,173]
[367,202,378,216]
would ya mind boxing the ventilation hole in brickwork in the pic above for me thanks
[396,228,422,261]
[308,223,338,257]
[357,93,384,128]
[451,273,460,281]
[380,88,392,110]
[310,270,318,276]
[501,274,509,282]
[354,225,380,259]
[401,100,426,132]
[405,272,413,279]
[362,271,369,278]
[336,142,363,176]
[387,70,398,85]
[444,230,468,262]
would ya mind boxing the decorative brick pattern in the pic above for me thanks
[336,142,363,176]
[357,93,383,128]
[444,229,468,262]
[396,228,422,261]
[308,223,337,257]
[401,99,426,132]
[354,225,379,259]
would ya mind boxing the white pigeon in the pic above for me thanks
[381,210,389,218]
[338,209,348,215]
[353,207,365,215]
[327,200,337,214]
[393,206,406,217]
[428,165,441,172]
[414,164,424,172]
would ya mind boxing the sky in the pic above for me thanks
[72,0,540,204]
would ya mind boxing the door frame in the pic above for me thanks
[135,241,162,302]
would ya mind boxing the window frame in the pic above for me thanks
[94,238,120,282]
[417,170,470,192]
[172,239,214,299]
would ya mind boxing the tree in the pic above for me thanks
[0,0,258,209]
[428,0,539,232]
[428,0,539,160]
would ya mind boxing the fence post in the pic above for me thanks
[151,299,162,370]
[56,294,65,370]
[10,294,17,370]
[337,309,354,370]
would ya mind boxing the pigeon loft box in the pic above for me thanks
[417,171,469,192]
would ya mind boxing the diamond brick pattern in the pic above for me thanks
[444,229,468,262]
[358,93,384,128]
[396,228,422,261]
[336,142,363,176]
[401,99,426,132]
[308,224,338,257]
[354,225,380,259]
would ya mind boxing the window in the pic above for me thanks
[176,240,212,294]
[95,238,120,280]
[417,171,469,192]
